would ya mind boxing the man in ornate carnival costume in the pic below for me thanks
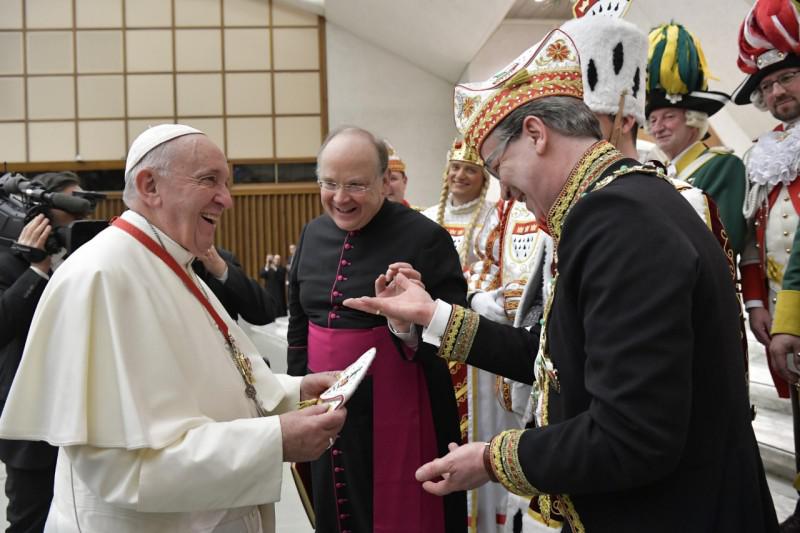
[345,28,778,532]
[0,124,347,533]
[733,1,800,530]
[423,138,494,271]
[645,22,748,256]
[383,140,412,207]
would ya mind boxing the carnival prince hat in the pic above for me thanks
[646,22,729,117]
[733,0,800,105]
[454,29,583,154]
[384,140,406,173]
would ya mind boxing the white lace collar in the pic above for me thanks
[747,123,800,187]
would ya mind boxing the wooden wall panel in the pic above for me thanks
[91,183,322,279]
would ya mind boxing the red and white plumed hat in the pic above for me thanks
[733,0,800,104]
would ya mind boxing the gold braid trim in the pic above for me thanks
[437,305,465,360]
[490,430,540,496]
[545,141,623,247]
[552,496,585,533]
[452,308,480,362]
[530,146,664,533]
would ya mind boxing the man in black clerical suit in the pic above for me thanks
[287,126,466,533]
[345,30,778,533]
[191,245,278,325]
[0,172,86,533]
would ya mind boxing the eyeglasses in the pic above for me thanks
[758,70,800,97]
[483,134,516,179]
[317,180,372,194]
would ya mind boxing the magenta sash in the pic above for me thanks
[308,322,444,533]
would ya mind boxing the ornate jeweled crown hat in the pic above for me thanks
[447,137,483,167]
[560,0,646,125]
[645,22,730,117]
[384,140,406,173]
[733,0,800,105]
[454,29,583,154]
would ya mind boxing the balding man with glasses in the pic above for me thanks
[287,126,468,533]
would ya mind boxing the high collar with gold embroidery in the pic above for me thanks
[545,141,625,247]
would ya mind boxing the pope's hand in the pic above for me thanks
[279,404,347,462]
[299,371,339,401]
[415,442,491,496]
[344,272,437,328]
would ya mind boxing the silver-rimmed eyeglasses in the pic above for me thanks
[317,180,372,194]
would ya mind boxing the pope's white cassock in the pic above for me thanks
[0,210,302,533]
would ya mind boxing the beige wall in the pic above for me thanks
[325,21,460,209]
[0,0,325,166]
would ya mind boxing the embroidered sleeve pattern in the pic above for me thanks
[436,305,480,363]
[489,430,540,497]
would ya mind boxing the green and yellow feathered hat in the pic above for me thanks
[646,22,729,117]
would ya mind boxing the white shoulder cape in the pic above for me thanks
[0,210,292,449]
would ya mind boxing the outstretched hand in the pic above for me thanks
[415,442,491,496]
[344,272,438,328]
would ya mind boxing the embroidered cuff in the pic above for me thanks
[772,290,800,336]
[489,430,540,497]
[435,304,480,363]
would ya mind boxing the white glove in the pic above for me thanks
[470,288,507,323]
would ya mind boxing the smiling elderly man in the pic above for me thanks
[0,124,346,533]
[645,22,747,256]
[287,126,467,533]
[345,30,777,532]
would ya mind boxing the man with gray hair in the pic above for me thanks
[0,124,346,532]
[346,29,776,531]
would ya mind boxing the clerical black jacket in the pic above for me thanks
[288,199,468,533]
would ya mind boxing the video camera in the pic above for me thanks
[0,172,108,262]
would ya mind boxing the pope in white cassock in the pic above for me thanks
[0,124,346,532]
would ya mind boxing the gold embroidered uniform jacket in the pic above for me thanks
[436,162,777,532]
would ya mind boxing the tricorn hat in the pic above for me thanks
[732,0,800,105]
[646,23,729,117]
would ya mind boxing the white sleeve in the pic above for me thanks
[64,415,284,513]
[421,299,453,348]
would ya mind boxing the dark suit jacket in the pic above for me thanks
[0,249,57,469]
[461,169,777,532]
[192,248,278,326]
[260,266,287,316]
